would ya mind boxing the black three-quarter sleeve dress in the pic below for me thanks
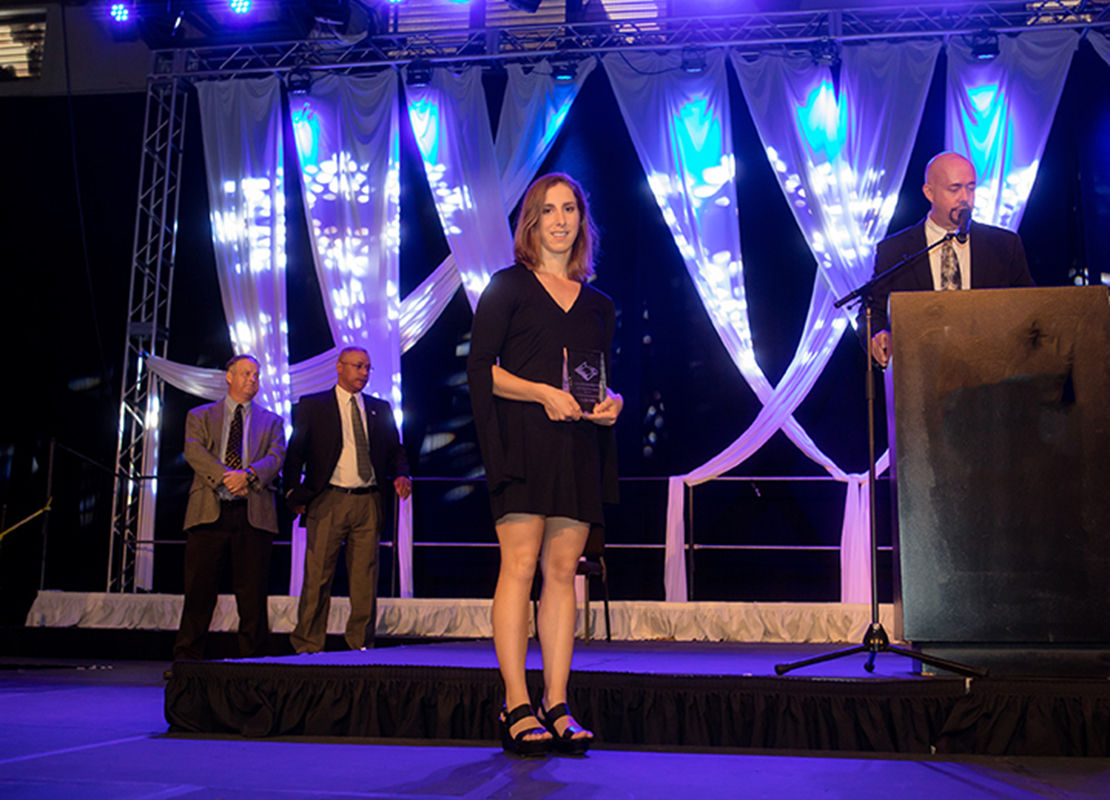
[467,264,619,526]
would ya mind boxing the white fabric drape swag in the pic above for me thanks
[946,30,1079,231]
[403,65,514,311]
[286,70,407,596]
[152,66,594,597]
[605,43,936,601]
[197,77,292,422]
[142,32,1085,604]
[728,42,940,604]
[1091,31,1110,66]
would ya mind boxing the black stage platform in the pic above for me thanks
[164,640,1110,756]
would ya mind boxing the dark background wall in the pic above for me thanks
[1,42,1108,623]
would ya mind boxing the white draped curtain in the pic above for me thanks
[148,64,593,598]
[947,30,1079,230]
[729,42,940,604]
[140,32,1088,605]
[197,77,292,422]
[285,70,406,596]
[396,59,596,357]
[291,70,402,400]
[607,42,937,602]
[1091,31,1110,66]
[403,65,514,310]
[496,60,597,210]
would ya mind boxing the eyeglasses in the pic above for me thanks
[339,361,372,372]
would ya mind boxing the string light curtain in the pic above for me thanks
[197,77,292,423]
[604,49,752,601]
[291,70,402,402]
[403,65,514,311]
[399,58,597,355]
[149,65,595,597]
[947,30,1079,230]
[731,41,939,604]
[606,42,936,601]
[286,70,407,596]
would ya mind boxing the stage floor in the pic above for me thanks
[7,658,1110,800]
[164,640,1110,756]
[232,639,923,678]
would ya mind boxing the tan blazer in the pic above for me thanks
[183,399,286,533]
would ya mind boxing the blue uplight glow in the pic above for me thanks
[797,80,844,163]
[110,3,130,22]
[229,0,252,14]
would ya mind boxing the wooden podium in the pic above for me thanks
[886,286,1110,674]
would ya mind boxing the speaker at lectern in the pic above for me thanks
[884,286,1110,675]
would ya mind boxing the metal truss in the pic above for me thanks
[108,70,189,592]
[163,1,1110,77]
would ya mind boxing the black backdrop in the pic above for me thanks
[2,43,1108,623]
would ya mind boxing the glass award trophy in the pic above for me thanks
[563,347,606,412]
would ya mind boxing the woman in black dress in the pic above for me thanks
[468,173,622,756]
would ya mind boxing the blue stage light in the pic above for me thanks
[110,3,131,22]
[229,0,252,14]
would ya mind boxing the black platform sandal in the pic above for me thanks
[538,702,593,755]
[500,703,553,758]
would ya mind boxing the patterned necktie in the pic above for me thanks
[225,404,244,470]
[350,396,372,482]
[940,239,962,291]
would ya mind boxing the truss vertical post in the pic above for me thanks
[108,51,189,593]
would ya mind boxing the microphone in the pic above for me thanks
[955,208,971,244]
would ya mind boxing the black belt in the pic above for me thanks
[328,484,378,495]
[221,497,247,505]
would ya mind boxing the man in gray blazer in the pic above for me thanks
[858,151,1034,366]
[174,354,286,661]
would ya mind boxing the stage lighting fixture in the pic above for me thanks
[680,46,706,74]
[551,61,577,82]
[308,0,349,26]
[106,1,140,41]
[287,67,313,94]
[506,0,542,13]
[969,29,999,60]
[229,0,252,14]
[406,60,432,87]
[810,38,840,68]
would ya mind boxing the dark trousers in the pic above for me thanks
[174,501,273,661]
[291,487,382,653]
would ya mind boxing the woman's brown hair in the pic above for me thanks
[512,173,598,283]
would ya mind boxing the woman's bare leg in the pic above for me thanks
[537,516,592,739]
[492,513,550,741]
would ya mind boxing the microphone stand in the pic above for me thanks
[774,230,987,679]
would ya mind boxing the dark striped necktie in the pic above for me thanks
[225,404,244,470]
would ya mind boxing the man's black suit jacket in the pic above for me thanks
[856,218,1034,350]
[283,388,410,510]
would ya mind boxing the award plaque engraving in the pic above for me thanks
[563,348,606,412]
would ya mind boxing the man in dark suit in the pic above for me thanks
[859,151,1034,366]
[174,354,286,661]
[284,347,412,653]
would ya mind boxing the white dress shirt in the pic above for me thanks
[925,215,972,291]
[330,385,377,488]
